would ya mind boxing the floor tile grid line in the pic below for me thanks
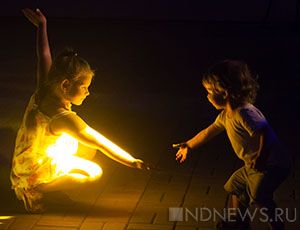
[124,170,159,228]
[173,159,200,230]
[4,216,16,230]
[74,167,120,230]
[124,145,182,230]
[8,215,42,230]
[33,166,119,229]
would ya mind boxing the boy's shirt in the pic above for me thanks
[213,103,291,169]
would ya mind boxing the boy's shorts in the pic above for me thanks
[224,165,290,207]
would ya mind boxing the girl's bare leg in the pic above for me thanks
[38,158,102,192]
[37,173,101,192]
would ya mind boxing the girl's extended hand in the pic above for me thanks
[173,142,190,163]
[22,8,46,27]
[132,159,152,170]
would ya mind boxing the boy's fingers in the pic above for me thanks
[180,156,185,163]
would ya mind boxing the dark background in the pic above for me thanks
[1,0,299,22]
[0,0,299,164]
[0,1,298,224]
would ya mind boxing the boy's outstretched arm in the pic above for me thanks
[174,124,223,163]
[23,8,52,88]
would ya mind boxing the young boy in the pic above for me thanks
[174,60,291,229]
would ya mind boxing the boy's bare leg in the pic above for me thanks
[231,194,239,214]
[227,194,244,217]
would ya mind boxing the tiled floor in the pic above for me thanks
[0,18,299,230]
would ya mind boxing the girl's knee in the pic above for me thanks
[67,173,101,185]
[85,164,103,182]
[88,169,102,182]
[68,159,103,181]
[72,167,102,182]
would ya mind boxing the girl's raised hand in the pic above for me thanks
[22,8,46,27]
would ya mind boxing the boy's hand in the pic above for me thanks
[22,8,46,27]
[173,142,190,163]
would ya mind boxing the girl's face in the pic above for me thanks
[65,74,93,106]
[203,82,227,110]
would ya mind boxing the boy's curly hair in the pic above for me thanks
[202,60,259,107]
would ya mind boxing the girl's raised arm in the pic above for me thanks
[22,8,52,88]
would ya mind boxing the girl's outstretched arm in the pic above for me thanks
[50,113,146,169]
[23,8,52,88]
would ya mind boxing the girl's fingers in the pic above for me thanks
[23,8,39,20]
[22,9,35,19]
[22,9,43,27]
[22,8,31,14]
[23,9,35,17]
[22,9,32,19]
[36,8,44,17]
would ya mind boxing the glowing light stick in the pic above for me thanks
[45,127,137,180]
[46,132,101,180]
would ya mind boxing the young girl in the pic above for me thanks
[11,8,146,213]
[174,60,291,229]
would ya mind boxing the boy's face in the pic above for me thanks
[203,82,227,110]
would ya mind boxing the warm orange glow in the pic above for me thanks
[85,127,135,162]
[0,216,14,220]
[46,133,102,180]
[0,216,14,224]
[44,128,135,181]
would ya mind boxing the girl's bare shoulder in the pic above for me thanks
[49,111,87,135]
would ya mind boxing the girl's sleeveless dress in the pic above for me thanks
[10,92,78,212]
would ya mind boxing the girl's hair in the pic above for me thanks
[45,48,94,88]
[26,48,94,130]
[202,60,259,107]
[37,48,94,101]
